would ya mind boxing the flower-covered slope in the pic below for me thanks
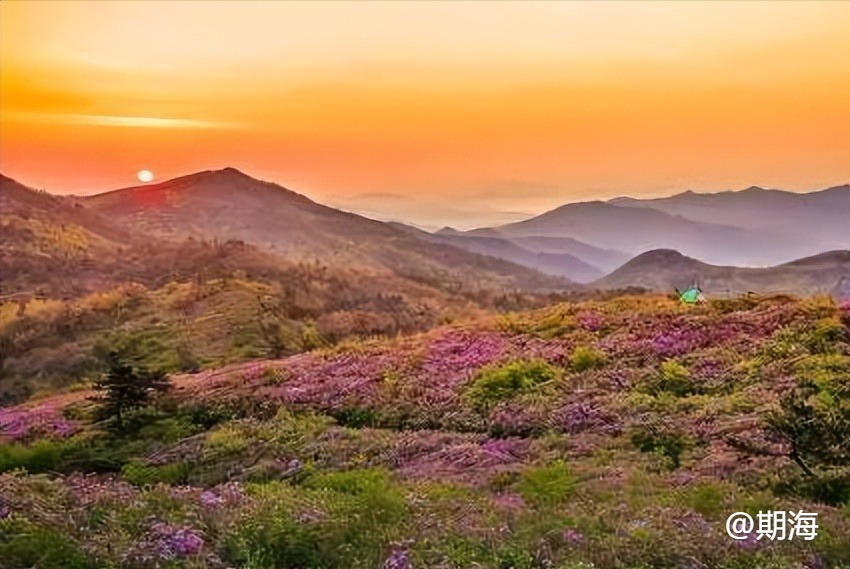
[1,295,849,569]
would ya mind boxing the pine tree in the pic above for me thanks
[91,352,170,429]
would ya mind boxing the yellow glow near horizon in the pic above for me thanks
[1,1,849,223]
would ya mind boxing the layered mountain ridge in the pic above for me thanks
[3,169,848,297]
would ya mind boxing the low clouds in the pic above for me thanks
[330,190,533,231]
[4,111,236,130]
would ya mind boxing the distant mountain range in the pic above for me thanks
[389,223,615,283]
[438,183,849,289]
[2,170,848,298]
[445,184,847,266]
[609,185,849,251]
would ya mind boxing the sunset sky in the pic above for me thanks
[2,1,849,228]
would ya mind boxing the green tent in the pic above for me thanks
[677,285,703,304]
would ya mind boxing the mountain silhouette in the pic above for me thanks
[2,170,572,297]
[594,248,850,295]
[483,184,849,267]
[608,184,850,258]
[5,170,848,297]
[394,223,604,283]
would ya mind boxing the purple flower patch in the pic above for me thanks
[199,490,224,508]
[383,546,414,569]
[0,404,78,442]
[152,523,204,557]
[563,528,584,545]
[576,311,604,332]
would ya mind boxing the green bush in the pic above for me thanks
[794,354,850,390]
[330,407,379,429]
[222,510,325,569]
[176,342,201,373]
[309,469,407,566]
[121,460,191,486]
[767,354,850,475]
[805,317,846,354]
[301,323,330,351]
[0,432,155,475]
[0,520,102,569]
[303,468,407,525]
[0,439,74,474]
[205,423,251,456]
[466,359,559,409]
[224,470,407,569]
[495,546,534,569]
[630,426,689,470]
[134,416,197,443]
[93,328,178,374]
[182,402,239,430]
[644,360,698,397]
[686,482,726,517]
[773,473,850,507]
[517,460,577,508]
[59,439,130,473]
[570,346,606,372]
[498,309,577,339]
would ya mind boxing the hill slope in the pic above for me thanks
[82,168,398,254]
[2,295,849,568]
[594,248,850,295]
[1,174,140,297]
[453,228,631,274]
[505,235,630,273]
[80,168,573,292]
[394,224,605,283]
[1,171,577,403]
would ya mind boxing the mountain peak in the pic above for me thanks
[607,196,637,205]
[149,167,309,199]
[629,248,694,264]
[185,167,255,182]
[217,166,251,177]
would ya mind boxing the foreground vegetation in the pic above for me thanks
[1,259,585,405]
[1,294,849,568]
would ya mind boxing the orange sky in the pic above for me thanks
[2,1,849,227]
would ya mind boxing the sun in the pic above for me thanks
[137,169,154,183]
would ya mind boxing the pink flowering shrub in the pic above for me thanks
[153,523,205,557]
[576,311,604,332]
[0,404,78,442]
